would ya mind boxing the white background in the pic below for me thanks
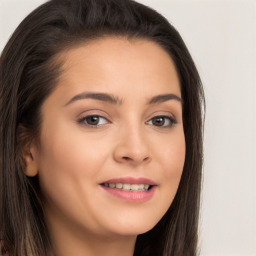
[0,0,255,255]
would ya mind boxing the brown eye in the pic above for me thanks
[147,116,177,128]
[86,116,100,125]
[152,116,165,126]
[78,115,108,126]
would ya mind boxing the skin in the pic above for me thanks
[25,37,185,256]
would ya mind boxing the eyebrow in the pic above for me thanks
[64,92,182,106]
[148,94,183,104]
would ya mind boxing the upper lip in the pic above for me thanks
[101,177,157,186]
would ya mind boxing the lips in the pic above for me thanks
[103,183,151,191]
[101,177,157,185]
[99,177,157,203]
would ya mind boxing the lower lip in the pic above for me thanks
[100,185,157,203]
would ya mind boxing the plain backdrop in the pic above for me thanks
[0,0,255,255]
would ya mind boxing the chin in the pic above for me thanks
[106,217,159,237]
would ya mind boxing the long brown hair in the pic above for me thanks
[0,0,205,255]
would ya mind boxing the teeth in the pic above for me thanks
[116,183,123,189]
[123,184,131,190]
[109,183,115,188]
[130,184,139,190]
[138,184,145,190]
[103,183,151,191]
[144,184,149,190]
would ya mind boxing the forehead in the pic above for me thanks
[52,36,181,101]
[60,36,174,66]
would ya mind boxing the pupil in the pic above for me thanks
[153,117,164,126]
[87,116,99,125]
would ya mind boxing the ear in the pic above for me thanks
[23,145,39,177]
[17,124,39,177]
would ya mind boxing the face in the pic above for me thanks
[28,37,185,239]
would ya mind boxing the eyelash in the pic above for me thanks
[77,115,177,128]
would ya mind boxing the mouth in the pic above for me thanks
[99,177,157,203]
[101,183,153,191]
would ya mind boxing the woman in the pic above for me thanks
[0,0,204,255]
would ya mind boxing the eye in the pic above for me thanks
[78,115,109,127]
[147,115,177,128]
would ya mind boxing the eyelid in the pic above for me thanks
[146,115,177,128]
[76,108,111,119]
[77,114,110,128]
[146,109,177,120]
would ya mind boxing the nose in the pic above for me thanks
[113,125,151,166]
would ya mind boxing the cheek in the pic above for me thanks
[36,124,109,215]
[155,129,186,198]
[157,129,186,177]
[38,121,108,180]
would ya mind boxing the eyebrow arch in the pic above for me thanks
[148,94,183,105]
[64,92,183,106]
[65,92,123,106]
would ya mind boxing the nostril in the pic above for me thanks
[122,156,150,163]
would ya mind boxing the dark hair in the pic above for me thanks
[0,0,204,255]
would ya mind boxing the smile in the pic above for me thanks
[100,177,157,203]
[103,183,151,191]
